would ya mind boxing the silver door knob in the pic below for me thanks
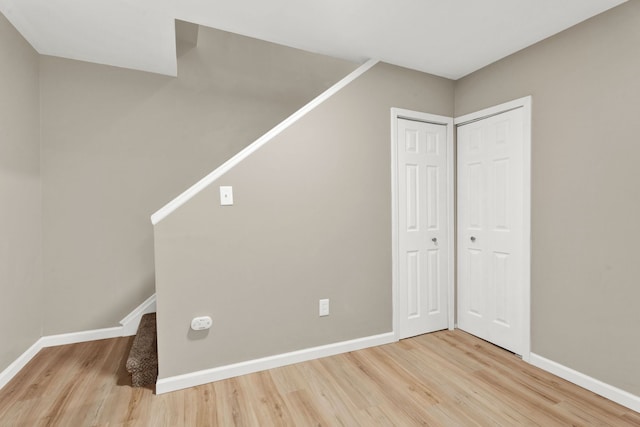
[470,236,476,242]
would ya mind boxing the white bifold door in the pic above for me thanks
[457,108,525,355]
[397,118,449,339]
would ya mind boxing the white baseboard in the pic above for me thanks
[530,353,640,413]
[0,339,43,390]
[0,325,124,390]
[120,293,157,336]
[156,332,396,394]
[0,293,157,391]
[39,326,124,348]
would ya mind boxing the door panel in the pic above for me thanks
[398,118,449,338]
[457,108,524,354]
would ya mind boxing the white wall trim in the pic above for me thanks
[39,327,124,348]
[390,108,455,340]
[156,332,396,394]
[454,96,532,361]
[151,58,379,225]
[0,293,157,391]
[454,96,531,126]
[0,326,123,390]
[0,340,43,390]
[530,353,640,413]
[120,293,157,336]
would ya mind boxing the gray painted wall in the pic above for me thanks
[3,0,638,401]
[39,27,357,334]
[154,62,454,378]
[455,1,640,395]
[0,14,42,372]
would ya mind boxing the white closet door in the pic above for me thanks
[397,118,449,339]
[457,108,524,354]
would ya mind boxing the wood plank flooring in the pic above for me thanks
[0,329,638,426]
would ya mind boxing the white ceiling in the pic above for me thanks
[0,0,627,79]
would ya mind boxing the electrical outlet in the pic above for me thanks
[319,299,330,316]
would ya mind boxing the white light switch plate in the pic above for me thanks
[319,299,330,316]
[220,186,233,206]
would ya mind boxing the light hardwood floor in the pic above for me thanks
[0,329,638,426]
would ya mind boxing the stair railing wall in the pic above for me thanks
[151,61,455,393]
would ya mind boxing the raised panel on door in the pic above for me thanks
[397,118,449,339]
[457,108,524,355]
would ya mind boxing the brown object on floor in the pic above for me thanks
[125,312,158,387]
[1,330,639,426]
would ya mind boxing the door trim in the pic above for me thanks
[391,108,455,340]
[454,96,532,361]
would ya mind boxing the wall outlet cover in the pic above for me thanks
[319,299,330,316]
[191,316,213,330]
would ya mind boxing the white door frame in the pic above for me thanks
[454,96,532,361]
[391,108,455,339]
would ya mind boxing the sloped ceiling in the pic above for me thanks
[0,0,627,79]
